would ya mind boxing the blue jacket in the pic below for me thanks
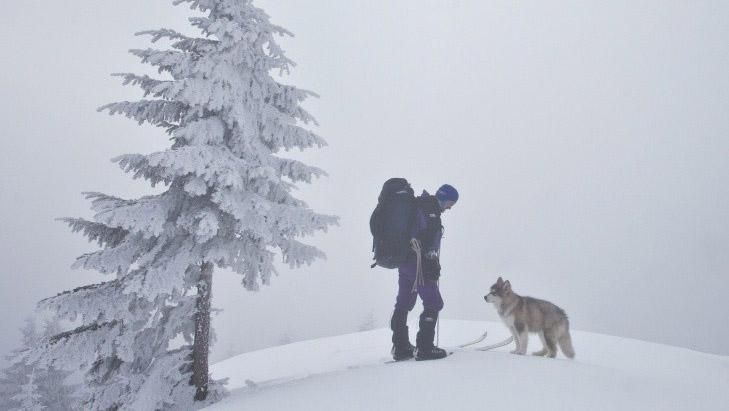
[401,191,443,279]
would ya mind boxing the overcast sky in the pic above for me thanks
[1,0,727,367]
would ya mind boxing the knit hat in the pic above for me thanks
[435,184,459,203]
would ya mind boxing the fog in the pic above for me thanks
[1,1,727,367]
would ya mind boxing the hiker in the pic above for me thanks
[390,184,458,361]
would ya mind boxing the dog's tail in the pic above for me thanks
[558,321,575,359]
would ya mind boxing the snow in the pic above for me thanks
[206,320,729,411]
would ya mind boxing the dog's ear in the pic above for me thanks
[497,276,503,285]
[503,280,511,292]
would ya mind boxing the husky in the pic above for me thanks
[484,277,575,359]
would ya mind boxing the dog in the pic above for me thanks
[484,277,575,358]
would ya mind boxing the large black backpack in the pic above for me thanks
[370,178,416,269]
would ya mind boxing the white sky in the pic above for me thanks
[1,0,727,366]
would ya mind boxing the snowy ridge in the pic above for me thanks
[207,320,728,411]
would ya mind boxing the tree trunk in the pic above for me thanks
[192,261,214,401]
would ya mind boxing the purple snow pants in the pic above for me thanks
[394,259,444,313]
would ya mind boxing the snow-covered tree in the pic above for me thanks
[358,311,378,332]
[11,370,45,411]
[0,318,77,411]
[277,328,294,345]
[22,0,337,409]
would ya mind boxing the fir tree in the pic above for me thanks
[0,318,77,411]
[11,370,45,411]
[23,0,337,409]
[358,311,377,332]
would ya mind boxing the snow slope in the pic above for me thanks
[205,320,729,411]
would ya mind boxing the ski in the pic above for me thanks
[457,331,488,348]
[386,351,453,363]
[414,352,453,361]
[384,334,512,363]
[475,336,514,351]
[384,358,413,364]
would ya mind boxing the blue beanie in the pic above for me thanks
[435,184,459,203]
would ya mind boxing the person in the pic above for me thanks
[390,184,459,361]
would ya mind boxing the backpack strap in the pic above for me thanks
[416,192,442,248]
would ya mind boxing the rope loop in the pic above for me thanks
[410,239,425,293]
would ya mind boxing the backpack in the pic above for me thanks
[370,178,416,269]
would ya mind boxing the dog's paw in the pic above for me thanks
[532,350,547,356]
[510,349,524,355]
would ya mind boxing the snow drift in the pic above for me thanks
[204,320,728,410]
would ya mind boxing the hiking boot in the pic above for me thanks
[415,310,438,349]
[390,309,413,361]
[414,346,448,361]
[391,343,415,361]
